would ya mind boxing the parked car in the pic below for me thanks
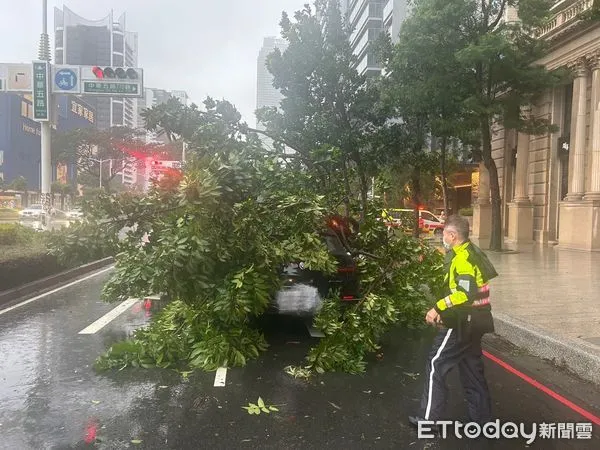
[18,204,44,219]
[271,216,360,316]
[382,208,444,236]
[19,216,45,232]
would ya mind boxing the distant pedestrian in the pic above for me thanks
[409,215,497,428]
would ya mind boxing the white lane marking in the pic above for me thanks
[214,367,227,387]
[0,266,114,317]
[78,298,139,334]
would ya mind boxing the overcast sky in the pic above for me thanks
[0,0,307,126]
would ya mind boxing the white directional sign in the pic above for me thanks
[52,65,81,93]
[0,63,32,92]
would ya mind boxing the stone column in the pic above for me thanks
[566,59,588,201]
[559,55,600,251]
[507,119,534,251]
[472,162,491,248]
[513,129,531,203]
[585,52,600,200]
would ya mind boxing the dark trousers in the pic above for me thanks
[418,327,492,424]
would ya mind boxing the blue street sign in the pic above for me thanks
[54,69,77,91]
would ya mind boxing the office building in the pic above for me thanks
[0,94,96,190]
[54,6,139,130]
[341,0,408,76]
[256,37,288,149]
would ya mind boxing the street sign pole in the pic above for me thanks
[38,0,52,228]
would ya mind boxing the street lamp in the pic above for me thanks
[90,158,116,189]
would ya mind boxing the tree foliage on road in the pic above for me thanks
[49,97,443,375]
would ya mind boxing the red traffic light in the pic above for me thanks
[91,66,138,80]
[91,66,104,78]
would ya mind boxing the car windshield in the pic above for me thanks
[421,212,439,222]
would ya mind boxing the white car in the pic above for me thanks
[67,208,84,219]
[18,204,44,218]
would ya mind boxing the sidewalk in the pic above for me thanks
[484,246,600,384]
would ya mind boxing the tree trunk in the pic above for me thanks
[440,136,450,217]
[352,149,369,220]
[341,158,351,217]
[411,167,421,239]
[480,117,502,251]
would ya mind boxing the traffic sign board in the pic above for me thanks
[32,61,49,121]
[80,66,143,97]
[53,66,79,93]
[0,63,143,97]
[83,81,139,95]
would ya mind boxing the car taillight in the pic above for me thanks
[342,296,355,300]
[337,267,355,273]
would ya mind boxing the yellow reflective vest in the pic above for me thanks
[434,241,490,314]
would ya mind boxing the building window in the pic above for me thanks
[20,101,33,119]
[113,34,124,52]
[560,84,573,201]
[113,54,124,66]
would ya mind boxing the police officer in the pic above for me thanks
[409,215,497,427]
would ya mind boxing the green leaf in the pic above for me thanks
[257,397,265,408]
[131,439,143,445]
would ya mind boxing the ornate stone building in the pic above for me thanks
[473,0,600,251]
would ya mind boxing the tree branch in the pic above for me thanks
[243,126,313,160]
[489,0,507,30]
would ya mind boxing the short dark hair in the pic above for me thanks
[444,215,470,241]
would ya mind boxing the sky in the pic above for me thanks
[0,0,308,127]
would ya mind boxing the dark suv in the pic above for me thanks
[271,218,361,316]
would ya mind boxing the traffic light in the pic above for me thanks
[91,66,139,80]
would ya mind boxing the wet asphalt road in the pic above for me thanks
[0,269,599,450]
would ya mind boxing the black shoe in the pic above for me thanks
[408,416,443,436]
[408,415,425,428]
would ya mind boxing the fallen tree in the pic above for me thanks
[49,99,443,375]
